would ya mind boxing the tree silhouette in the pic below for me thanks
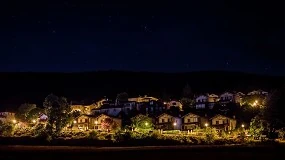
[263,86,285,131]
[43,94,72,135]
[15,103,36,122]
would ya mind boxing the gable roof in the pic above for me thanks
[157,113,173,118]
[181,112,200,118]
[209,114,235,120]
[156,112,181,118]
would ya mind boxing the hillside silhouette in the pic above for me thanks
[0,71,283,109]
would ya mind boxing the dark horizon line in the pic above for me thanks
[0,69,283,77]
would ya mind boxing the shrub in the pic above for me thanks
[72,132,88,138]
[88,131,98,139]
[32,124,46,137]
[113,130,132,142]
[0,123,15,136]
[104,134,114,141]
[277,128,285,140]
[189,136,204,144]
[204,128,218,144]
[13,127,33,137]
[219,130,229,139]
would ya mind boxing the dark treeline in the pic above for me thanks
[0,71,283,108]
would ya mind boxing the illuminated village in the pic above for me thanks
[0,89,283,145]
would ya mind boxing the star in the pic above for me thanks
[142,25,151,33]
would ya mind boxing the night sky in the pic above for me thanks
[0,1,283,75]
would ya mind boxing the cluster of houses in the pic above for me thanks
[0,90,268,133]
[69,90,268,132]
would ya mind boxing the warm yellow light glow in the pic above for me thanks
[12,120,17,124]
[255,100,258,103]
[205,123,208,127]
[32,120,36,123]
[241,124,245,128]
[145,122,148,126]
[95,121,98,125]
[173,122,177,126]
[163,102,167,105]
[73,120,77,124]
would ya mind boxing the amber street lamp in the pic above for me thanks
[12,119,17,124]
[205,123,208,127]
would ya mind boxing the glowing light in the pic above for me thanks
[163,102,167,105]
[73,120,77,124]
[145,122,148,126]
[32,120,36,123]
[173,122,177,126]
[241,124,245,128]
[95,121,98,125]
[12,120,17,124]
[205,123,208,127]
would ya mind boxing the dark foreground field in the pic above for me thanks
[0,145,284,160]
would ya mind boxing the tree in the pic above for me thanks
[43,94,72,135]
[180,97,194,109]
[204,127,218,144]
[262,87,285,131]
[101,118,118,131]
[116,92,129,102]
[249,115,268,137]
[71,110,81,119]
[26,107,44,122]
[131,115,153,130]
[0,121,15,136]
[15,103,36,122]
[239,104,261,124]
[241,95,266,107]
